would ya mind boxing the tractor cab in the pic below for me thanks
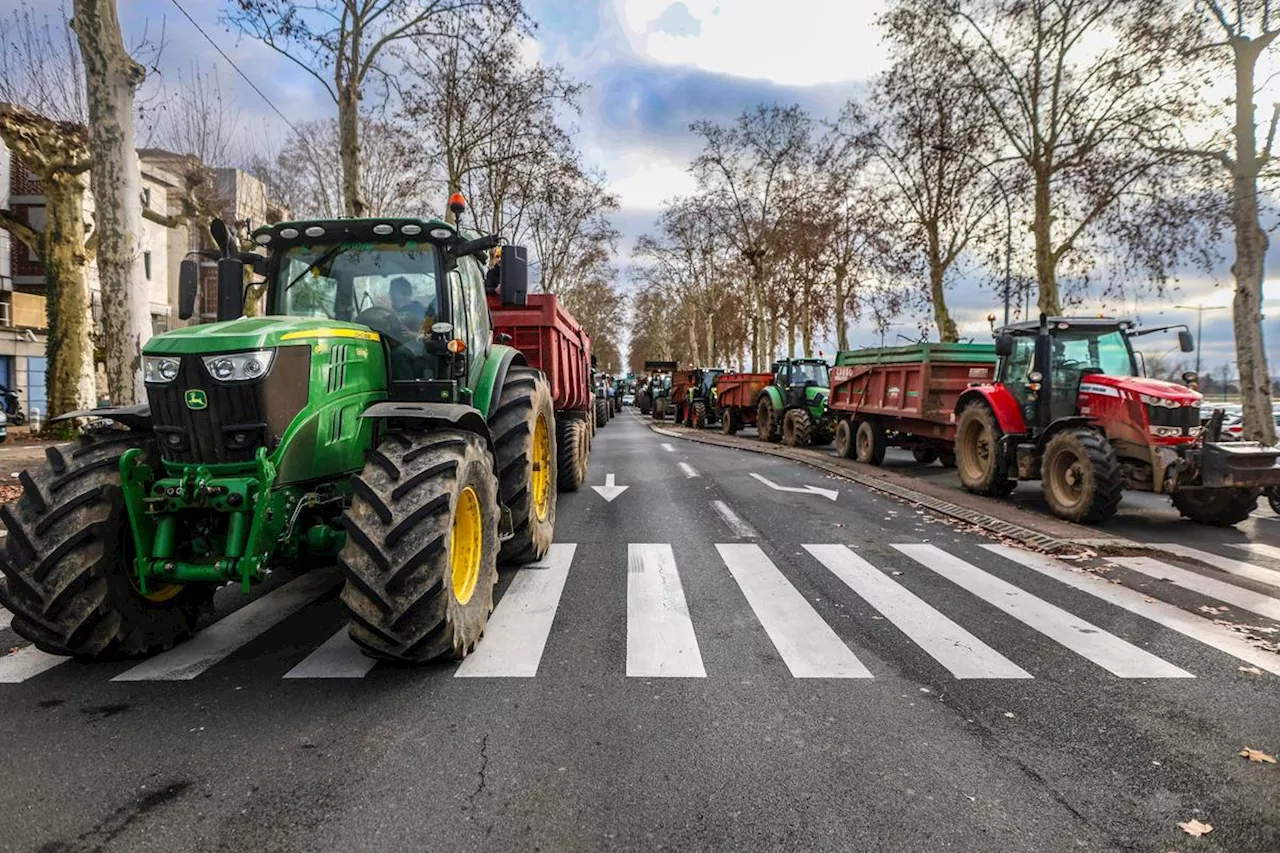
[771,358,830,410]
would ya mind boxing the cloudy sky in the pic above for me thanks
[11,0,1280,373]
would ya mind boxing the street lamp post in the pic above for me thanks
[933,144,1014,327]
[1174,303,1228,376]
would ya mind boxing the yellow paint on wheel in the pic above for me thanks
[143,583,183,603]
[531,414,551,522]
[450,485,483,605]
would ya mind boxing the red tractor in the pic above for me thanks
[954,314,1280,525]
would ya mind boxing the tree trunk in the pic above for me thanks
[928,240,959,343]
[40,176,96,416]
[1032,162,1061,316]
[686,313,701,367]
[801,279,813,356]
[786,307,796,359]
[834,267,848,351]
[1230,39,1276,445]
[750,258,765,371]
[338,83,364,217]
[705,312,716,367]
[72,0,150,406]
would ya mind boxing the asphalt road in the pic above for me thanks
[0,411,1277,852]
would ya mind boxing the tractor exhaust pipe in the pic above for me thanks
[1034,312,1052,431]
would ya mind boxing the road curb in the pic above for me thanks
[637,413,1141,555]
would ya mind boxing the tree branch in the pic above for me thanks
[0,207,40,252]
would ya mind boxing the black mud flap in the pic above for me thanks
[1200,441,1280,488]
[498,506,514,542]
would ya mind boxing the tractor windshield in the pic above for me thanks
[790,362,829,387]
[275,242,442,342]
[1051,329,1134,377]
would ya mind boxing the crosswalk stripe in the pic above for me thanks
[1149,544,1280,591]
[0,645,68,683]
[677,462,699,478]
[456,544,576,678]
[1227,542,1280,563]
[0,607,11,631]
[984,545,1280,675]
[113,568,342,681]
[627,544,705,677]
[283,628,376,679]
[894,545,1192,678]
[710,500,757,538]
[1110,557,1280,621]
[805,545,1030,679]
[719,545,871,678]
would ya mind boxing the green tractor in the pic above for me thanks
[0,210,557,664]
[757,358,834,447]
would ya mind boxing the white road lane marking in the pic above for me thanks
[894,545,1192,678]
[1149,543,1280,591]
[806,545,1030,679]
[627,544,705,677]
[1110,557,1280,621]
[0,607,11,631]
[720,545,871,678]
[710,500,757,538]
[1227,542,1280,562]
[661,443,676,452]
[283,628,377,679]
[456,544,576,678]
[114,568,342,681]
[747,472,838,501]
[985,544,1280,675]
[677,462,699,478]
[591,473,628,502]
[0,645,67,683]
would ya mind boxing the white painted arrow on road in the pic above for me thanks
[592,473,629,502]
[748,472,838,501]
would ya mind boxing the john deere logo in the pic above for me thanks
[184,390,208,410]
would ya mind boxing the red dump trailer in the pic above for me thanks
[713,372,775,435]
[490,292,594,491]
[827,343,997,466]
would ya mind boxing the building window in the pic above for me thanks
[142,187,151,208]
[144,251,152,280]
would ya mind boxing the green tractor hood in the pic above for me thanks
[805,383,829,417]
[145,316,381,356]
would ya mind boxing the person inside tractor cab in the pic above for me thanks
[390,275,432,336]
[484,247,502,296]
[788,361,828,387]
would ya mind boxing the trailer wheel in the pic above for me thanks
[912,448,939,465]
[758,398,780,442]
[556,416,589,492]
[956,403,1007,496]
[939,451,957,468]
[1172,488,1258,526]
[782,410,813,447]
[854,419,887,465]
[835,420,855,458]
[340,429,499,662]
[493,366,557,564]
[594,398,609,429]
[654,397,668,420]
[1041,428,1123,524]
[721,408,739,435]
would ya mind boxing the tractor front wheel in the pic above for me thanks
[340,429,500,661]
[782,410,813,447]
[758,398,780,442]
[0,432,212,660]
[956,403,1007,496]
[692,401,709,430]
[855,419,887,466]
[1172,487,1258,526]
[494,367,557,564]
[1041,428,1123,524]
[556,416,590,492]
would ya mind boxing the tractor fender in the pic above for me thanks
[471,344,528,419]
[758,386,784,411]
[956,387,1025,434]
[1036,416,1098,449]
[51,404,153,431]
[359,402,495,455]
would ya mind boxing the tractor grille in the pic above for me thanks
[146,346,311,464]
[1146,404,1200,432]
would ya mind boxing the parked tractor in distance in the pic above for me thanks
[671,368,724,428]
[593,372,612,428]
[713,372,773,435]
[955,314,1280,524]
[757,358,834,447]
[0,204,558,665]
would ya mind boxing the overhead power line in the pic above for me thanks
[168,0,300,136]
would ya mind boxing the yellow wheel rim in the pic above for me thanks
[143,583,183,603]
[531,414,551,522]
[450,485,483,605]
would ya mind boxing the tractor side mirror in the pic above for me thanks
[216,257,245,321]
[995,333,1014,357]
[178,259,199,321]
[1178,329,1195,353]
[210,218,232,255]
[499,244,528,306]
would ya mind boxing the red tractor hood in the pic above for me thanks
[1080,373,1201,405]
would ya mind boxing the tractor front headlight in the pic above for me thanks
[202,349,276,382]
[143,355,182,384]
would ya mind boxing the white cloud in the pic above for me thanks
[617,0,889,86]
[599,149,698,210]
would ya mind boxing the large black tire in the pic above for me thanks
[1041,428,1123,524]
[812,425,834,446]
[835,420,855,458]
[956,403,1007,496]
[595,398,609,429]
[11,411,26,427]
[758,397,780,443]
[340,429,500,662]
[939,451,957,468]
[1172,488,1258,526]
[639,394,652,415]
[556,416,589,492]
[692,401,709,430]
[494,367,557,564]
[0,432,212,660]
[654,397,668,420]
[782,409,813,447]
[1268,487,1280,515]
[721,408,739,435]
[912,448,939,465]
[855,419,887,466]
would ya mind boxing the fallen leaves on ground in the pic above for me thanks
[1239,748,1277,764]
[1198,605,1230,615]
[1177,819,1213,837]
[0,484,21,504]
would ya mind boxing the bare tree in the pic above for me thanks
[72,0,150,405]
[224,0,519,218]
[526,157,619,299]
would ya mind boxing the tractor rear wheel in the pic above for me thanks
[595,398,609,429]
[692,401,709,429]
[1172,487,1258,526]
[912,448,939,465]
[855,419,887,465]
[956,403,1007,496]
[340,429,500,661]
[835,420,855,458]
[782,410,813,447]
[758,398,780,442]
[494,366,557,564]
[0,432,212,660]
[556,416,589,492]
[1041,428,1123,523]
